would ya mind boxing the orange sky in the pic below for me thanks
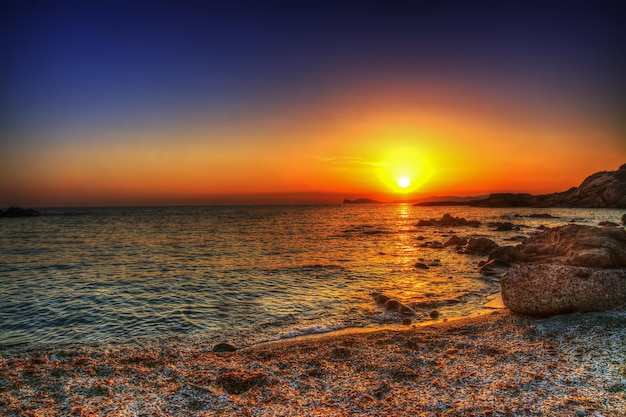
[2,2,624,207]
[2,80,624,206]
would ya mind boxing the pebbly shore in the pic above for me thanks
[1,310,625,416]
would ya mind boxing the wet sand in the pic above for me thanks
[1,310,625,416]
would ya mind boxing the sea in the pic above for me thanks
[1,205,622,353]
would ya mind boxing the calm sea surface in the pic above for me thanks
[0,205,622,352]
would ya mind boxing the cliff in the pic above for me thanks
[469,163,626,208]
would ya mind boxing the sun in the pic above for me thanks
[397,176,411,189]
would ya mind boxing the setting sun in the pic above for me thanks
[397,176,411,188]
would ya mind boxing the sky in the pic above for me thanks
[1,0,625,206]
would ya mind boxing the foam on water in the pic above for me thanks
[0,205,622,352]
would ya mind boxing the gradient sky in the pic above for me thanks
[1,0,625,206]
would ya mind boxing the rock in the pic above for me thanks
[429,310,440,319]
[373,293,421,316]
[385,299,402,310]
[213,342,237,352]
[621,214,626,225]
[373,293,391,305]
[414,262,430,269]
[383,299,417,316]
[464,238,498,255]
[444,235,467,247]
[489,221,520,231]
[488,245,522,263]
[417,214,480,227]
[501,264,626,316]
[402,318,412,325]
[398,304,417,316]
[0,207,41,217]
[479,258,512,276]
[491,225,626,268]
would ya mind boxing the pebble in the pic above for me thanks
[575,409,587,417]
[429,310,440,319]
[402,318,412,326]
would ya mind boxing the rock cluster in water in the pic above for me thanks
[373,293,417,316]
[416,213,480,227]
[497,224,626,316]
[0,207,40,217]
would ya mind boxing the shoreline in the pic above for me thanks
[0,292,507,358]
[2,310,624,416]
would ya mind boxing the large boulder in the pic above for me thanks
[498,224,626,316]
[490,224,626,268]
[501,264,626,316]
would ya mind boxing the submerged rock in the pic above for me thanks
[501,264,626,316]
[444,235,467,247]
[489,221,520,231]
[417,213,480,227]
[373,293,417,316]
[384,299,417,316]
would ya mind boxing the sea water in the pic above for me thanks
[0,205,621,352]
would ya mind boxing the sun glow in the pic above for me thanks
[397,176,411,188]
[375,146,433,195]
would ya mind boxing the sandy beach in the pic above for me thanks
[1,310,624,416]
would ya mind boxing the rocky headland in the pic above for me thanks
[415,163,626,208]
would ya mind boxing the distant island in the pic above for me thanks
[343,198,382,204]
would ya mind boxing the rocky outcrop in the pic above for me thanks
[0,207,41,217]
[489,225,626,268]
[471,163,626,208]
[501,264,626,316]
[416,214,480,227]
[465,237,498,256]
[498,225,626,316]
